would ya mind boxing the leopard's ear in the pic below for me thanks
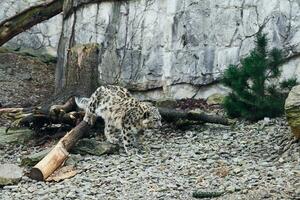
[143,111,150,119]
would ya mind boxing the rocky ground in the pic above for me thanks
[0,117,299,200]
[0,51,55,108]
[0,52,299,199]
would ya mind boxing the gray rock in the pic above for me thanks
[206,93,226,105]
[55,0,300,100]
[1,0,300,99]
[0,127,34,145]
[285,85,300,139]
[0,164,23,186]
[71,138,119,156]
[226,185,236,193]
[21,148,52,166]
[233,167,242,174]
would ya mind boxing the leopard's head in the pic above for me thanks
[141,104,162,129]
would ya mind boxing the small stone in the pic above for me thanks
[261,190,271,198]
[3,185,18,190]
[241,189,248,194]
[6,68,13,75]
[226,185,236,193]
[20,72,32,81]
[0,164,23,186]
[233,167,242,174]
[278,158,284,163]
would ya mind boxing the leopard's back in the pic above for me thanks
[84,85,136,124]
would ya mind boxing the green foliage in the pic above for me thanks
[280,78,298,91]
[222,32,298,121]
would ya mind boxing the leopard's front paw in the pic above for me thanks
[123,145,138,156]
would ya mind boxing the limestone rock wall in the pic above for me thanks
[56,0,300,100]
[1,0,300,100]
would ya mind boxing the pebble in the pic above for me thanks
[0,117,299,199]
[226,185,236,193]
[233,167,242,174]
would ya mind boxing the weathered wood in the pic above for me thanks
[56,43,100,96]
[158,108,230,126]
[3,100,229,131]
[29,121,90,181]
[29,144,68,181]
[60,121,90,150]
[50,97,77,114]
[2,97,84,131]
[0,0,63,46]
[192,190,225,198]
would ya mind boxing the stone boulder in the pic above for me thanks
[285,85,300,139]
[206,93,225,105]
[0,128,34,146]
[0,164,23,186]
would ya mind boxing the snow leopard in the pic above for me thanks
[75,85,162,154]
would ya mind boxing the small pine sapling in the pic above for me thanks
[222,32,297,121]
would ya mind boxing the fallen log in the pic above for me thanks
[158,108,230,126]
[2,98,230,131]
[29,121,90,181]
[1,97,83,131]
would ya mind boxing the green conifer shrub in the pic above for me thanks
[222,32,297,121]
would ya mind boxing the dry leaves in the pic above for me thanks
[46,165,79,182]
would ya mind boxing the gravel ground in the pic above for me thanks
[0,117,299,200]
[0,52,55,108]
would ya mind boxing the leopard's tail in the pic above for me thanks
[75,97,90,111]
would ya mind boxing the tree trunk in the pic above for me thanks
[55,43,101,96]
[63,44,100,96]
[158,108,230,126]
[29,121,90,181]
[0,0,63,46]
[2,97,230,131]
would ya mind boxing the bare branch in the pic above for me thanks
[0,0,63,46]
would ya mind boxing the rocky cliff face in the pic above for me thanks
[1,0,300,100]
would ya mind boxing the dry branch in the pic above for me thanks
[2,97,229,131]
[158,108,230,126]
[0,0,63,46]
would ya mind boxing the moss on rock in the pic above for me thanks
[285,85,300,139]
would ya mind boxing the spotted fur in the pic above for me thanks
[75,85,162,154]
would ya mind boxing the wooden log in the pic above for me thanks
[158,108,230,126]
[3,104,229,131]
[49,97,77,116]
[29,143,68,181]
[29,121,90,181]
